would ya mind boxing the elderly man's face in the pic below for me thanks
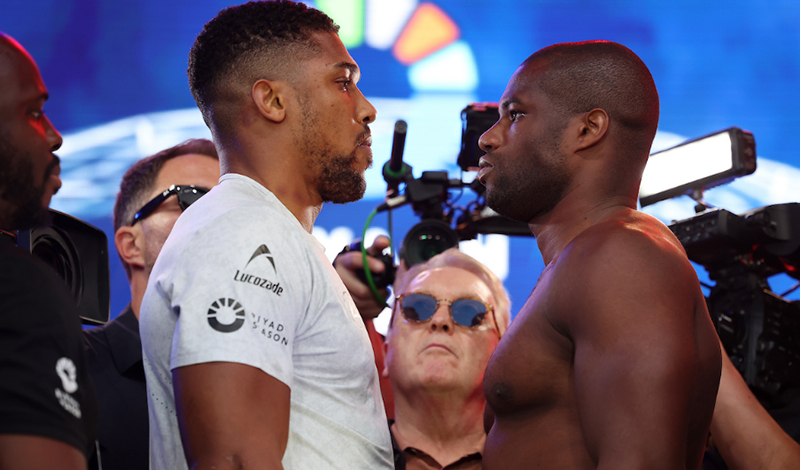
[0,38,62,229]
[385,267,500,396]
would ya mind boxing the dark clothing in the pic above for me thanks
[390,420,483,470]
[84,304,148,470]
[0,235,98,457]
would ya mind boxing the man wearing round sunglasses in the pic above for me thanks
[340,247,511,469]
[84,138,219,470]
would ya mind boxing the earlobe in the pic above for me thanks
[574,108,609,151]
[252,79,287,123]
[115,226,145,270]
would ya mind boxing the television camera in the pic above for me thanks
[18,210,110,325]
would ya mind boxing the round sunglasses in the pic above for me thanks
[131,184,210,225]
[395,292,500,336]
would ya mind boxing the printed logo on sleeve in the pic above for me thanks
[54,357,82,418]
[207,297,246,333]
[249,312,289,346]
[232,244,284,296]
[246,244,276,273]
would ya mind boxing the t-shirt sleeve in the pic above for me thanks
[164,214,313,388]
[0,252,96,456]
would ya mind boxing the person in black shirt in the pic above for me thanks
[83,139,219,470]
[0,32,97,470]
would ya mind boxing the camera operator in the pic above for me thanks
[83,139,219,470]
[0,33,97,470]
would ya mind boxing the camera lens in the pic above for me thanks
[401,219,459,266]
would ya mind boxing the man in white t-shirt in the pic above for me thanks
[139,2,391,469]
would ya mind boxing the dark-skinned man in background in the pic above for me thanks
[0,32,97,470]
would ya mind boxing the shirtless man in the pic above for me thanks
[477,41,722,469]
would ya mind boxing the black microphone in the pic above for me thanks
[382,119,412,198]
[389,120,407,174]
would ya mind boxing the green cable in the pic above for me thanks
[361,208,391,309]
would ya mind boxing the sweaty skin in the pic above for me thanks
[482,209,720,469]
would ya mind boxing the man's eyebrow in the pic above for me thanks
[500,97,521,110]
[333,61,360,82]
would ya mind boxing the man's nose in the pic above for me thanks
[45,115,63,152]
[478,123,501,153]
[429,303,454,334]
[356,88,377,125]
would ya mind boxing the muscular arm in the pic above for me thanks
[173,362,290,470]
[0,435,86,470]
[710,340,800,470]
[559,229,720,469]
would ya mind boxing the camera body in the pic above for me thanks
[18,210,110,325]
[670,204,800,405]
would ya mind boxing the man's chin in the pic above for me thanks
[485,191,533,224]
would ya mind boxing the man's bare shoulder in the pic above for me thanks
[561,211,690,281]
[549,210,702,337]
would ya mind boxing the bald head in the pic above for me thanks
[522,41,659,161]
[0,34,40,104]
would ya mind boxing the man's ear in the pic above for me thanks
[252,79,287,123]
[115,225,145,271]
[574,108,609,151]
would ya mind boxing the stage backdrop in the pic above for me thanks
[4,0,800,330]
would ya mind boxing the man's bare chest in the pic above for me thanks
[483,271,575,416]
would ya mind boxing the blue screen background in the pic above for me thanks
[4,0,800,325]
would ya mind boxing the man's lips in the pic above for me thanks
[356,133,372,148]
[423,343,454,354]
[478,156,493,184]
[45,155,62,196]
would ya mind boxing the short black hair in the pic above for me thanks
[113,139,218,277]
[524,41,660,159]
[188,0,338,130]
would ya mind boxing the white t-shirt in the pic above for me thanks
[140,173,393,470]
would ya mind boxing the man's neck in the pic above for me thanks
[129,273,146,321]
[220,148,322,234]
[531,194,638,265]
[392,389,487,465]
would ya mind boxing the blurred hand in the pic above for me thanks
[335,236,391,320]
